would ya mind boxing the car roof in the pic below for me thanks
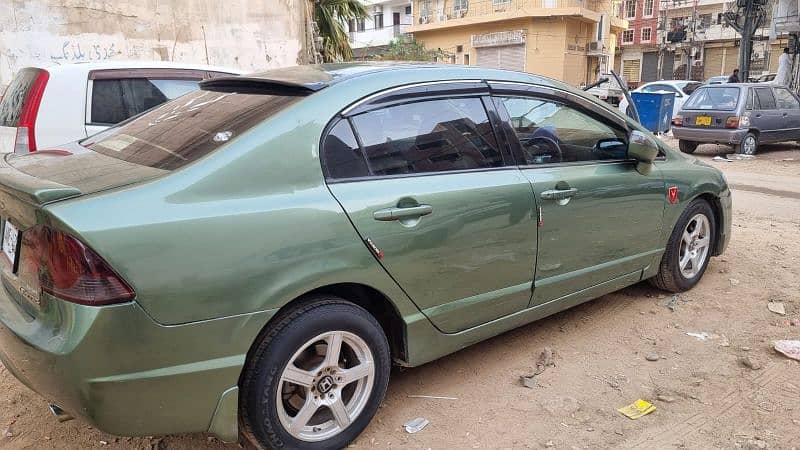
[34,60,243,76]
[221,62,569,92]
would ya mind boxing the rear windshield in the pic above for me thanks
[683,87,740,111]
[0,68,42,127]
[84,88,302,170]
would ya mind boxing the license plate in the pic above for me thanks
[2,221,19,267]
[695,116,712,126]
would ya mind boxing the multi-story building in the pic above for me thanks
[616,0,660,87]
[406,0,628,86]
[348,0,414,58]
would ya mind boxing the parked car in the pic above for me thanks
[0,61,241,154]
[672,83,800,154]
[0,63,731,449]
[705,75,729,85]
[755,73,777,83]
[585,72,625,105]
[618,80,702,120]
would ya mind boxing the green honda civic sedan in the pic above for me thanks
[0,63,730,449]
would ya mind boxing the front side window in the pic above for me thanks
[683,87,740,110]
[91,78,201,125]
[349,97,503,176]
[774,88,800,110]
[498,96,627,165]
[753,88,776,110]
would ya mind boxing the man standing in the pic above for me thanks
[772,48,794,87]
[728,69,740,83]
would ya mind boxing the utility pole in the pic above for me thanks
[686,0,697,80]
[724,0,767,82]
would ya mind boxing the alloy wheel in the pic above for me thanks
[678,214,711,279]
[742,135,757,155]
[276,331,375,442]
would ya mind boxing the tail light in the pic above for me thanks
[725,116,749,129]
[672,115,684,126]
[18,225,135,306]
[14,70,49,154]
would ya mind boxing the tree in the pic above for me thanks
[314,0,368,62]
[383,36,452,62]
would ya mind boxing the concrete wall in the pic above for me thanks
[0,0,308,88]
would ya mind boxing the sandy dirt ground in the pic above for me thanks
[1,139,799,450]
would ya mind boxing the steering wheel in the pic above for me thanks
[523,136,562,164]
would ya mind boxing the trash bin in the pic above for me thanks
[631,91,675,133]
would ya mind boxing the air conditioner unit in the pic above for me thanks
[589,41,604,52]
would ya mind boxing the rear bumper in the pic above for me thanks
[672,127,747,145]
[0,279,274,441]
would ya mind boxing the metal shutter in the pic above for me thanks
[623,59,641,83]
[704,47,724,77]
[641,52,659,82]
[476,44,525,72]
[661,50,675,80]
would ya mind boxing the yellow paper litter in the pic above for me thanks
[617,399,656,419]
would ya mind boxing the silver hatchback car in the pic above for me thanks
[672,83,800,155]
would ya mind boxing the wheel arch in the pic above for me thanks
[692,192,725,256]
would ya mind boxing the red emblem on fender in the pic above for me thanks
[668,186,679,204]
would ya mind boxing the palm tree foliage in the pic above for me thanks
[314,0,368,62]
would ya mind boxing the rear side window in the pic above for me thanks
[753,88,777,110]
[774,88,800,110]
[684,87,740,110]
[0,68,42,127]
[349,98,502,176]
[323,120,369,179]
[84,89,302,170]
[91,78,201,125]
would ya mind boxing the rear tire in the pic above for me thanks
[678,140,698,154]
[734,132,758,155]
[239,297,390,450]
[650,199,716,293]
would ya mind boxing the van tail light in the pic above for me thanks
[672,115,684,126]
[725,116,748,129]
[18,225,135,306]
[13,70,49,154]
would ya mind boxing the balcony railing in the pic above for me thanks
[414,0,604,25]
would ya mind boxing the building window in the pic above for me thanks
[699,14,712,28]
[406,5,412,15]
[624,0,636,18]
[357,18,365,32]
[453,0,468,12]
[493,0,512,5]
[420,0,432,17]
[670,17,687,30]
[464,53,470,65]
[622,30,635,43]
[348,19,355,33]
[374,13,384,29]
[641,27,652,42]
[643,0,654,16]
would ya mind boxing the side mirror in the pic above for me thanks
[628,130,659,175]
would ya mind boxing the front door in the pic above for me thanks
[493,92,665,305]
[774,87,800,140]
[324,93,538,333]
[393,12,400,26]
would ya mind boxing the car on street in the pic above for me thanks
[585,72,625,105]
[754,73,777,83]
[0,63,731,450]
[705,75,729,85]
[0,61,241,154]
[618,80,702,121]
[672,83,800,154]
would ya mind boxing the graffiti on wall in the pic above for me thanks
[50,41,121,62]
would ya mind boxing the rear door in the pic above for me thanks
[324,83,538,333]
[491,83,664,305]
[85,69,210,136]
[751,87,782,142]
[773,87,800,140]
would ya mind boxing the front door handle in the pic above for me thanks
[373,204,433,221]
[540,188,578,201]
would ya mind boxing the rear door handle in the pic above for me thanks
[540,188,578,200]
[373,204,433,221]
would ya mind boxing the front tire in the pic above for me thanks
[678,140,698,154]
[239,297,390,450]
[650,199,716,292]
[735,132,758,155]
